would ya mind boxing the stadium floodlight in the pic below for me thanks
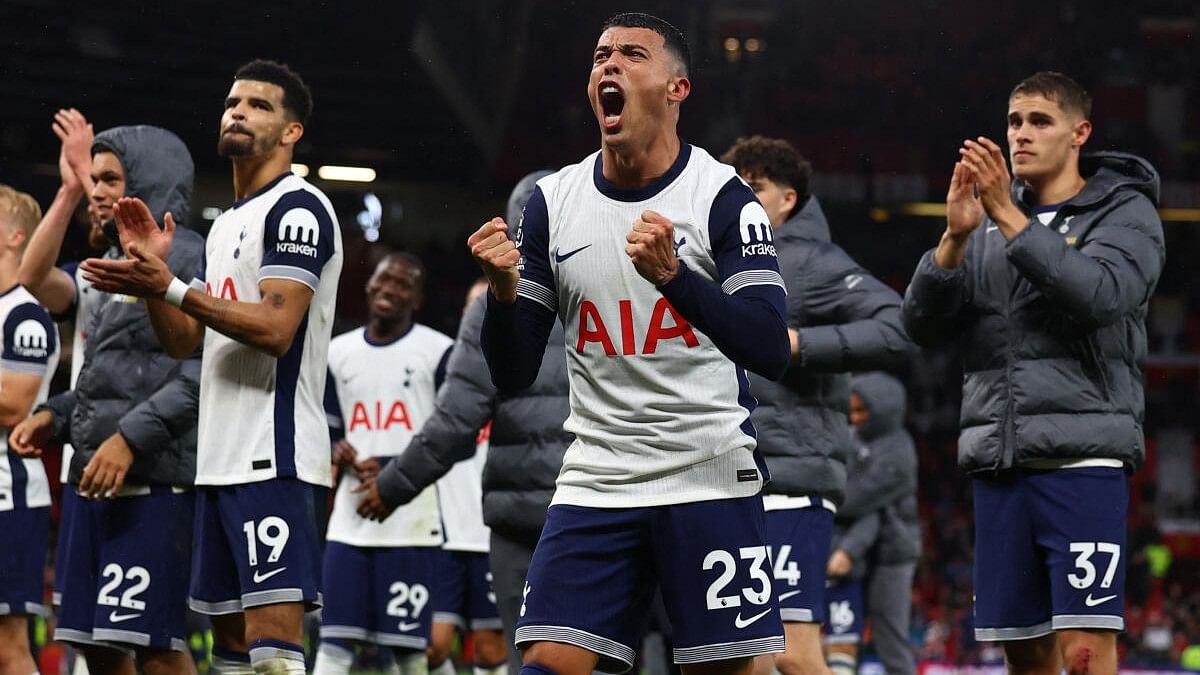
[291,163,310,177]
[317,165,377,182]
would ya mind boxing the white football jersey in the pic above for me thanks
[0,286,60,511]
[325,324,454,547]
[189,172,343,486]
[515,145,785,508]
[60,263,105,483]
[436,423,489,553]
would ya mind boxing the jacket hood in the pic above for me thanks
[1013,151,1160,210]
[93,125,194,243]
[851,371,906,441]
[775,194,831,243]
[507,169,554,226]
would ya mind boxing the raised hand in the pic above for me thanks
[52,108,94,186]
[113,197,175,260]
[958,137,1026,235]
[467,217,520,303]
[626,210,679,286]
[80,240,173,298]
[946,160,984,239]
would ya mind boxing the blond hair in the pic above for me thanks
[0,184,42,253]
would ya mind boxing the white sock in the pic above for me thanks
[312,641,355,675]
[474,663,508,675]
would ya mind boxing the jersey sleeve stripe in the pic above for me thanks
[0,360,48,375]
[260,265,320,291]
[516,278,557,313]
[721,270,787,296]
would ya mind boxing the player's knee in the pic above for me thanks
[138,649,196,675]
[775,649,828,675]
[1061,635,1115,675]
[428,641,452,666]
[1002,635,1058,673]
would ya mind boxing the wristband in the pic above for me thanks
[163,277,189,307]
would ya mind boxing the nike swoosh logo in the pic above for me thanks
[778,590,802,602]
[252,567,287,583]
[108,610,143,623]
[553,244,591,263]
[734,608,771,629]
[1085,593,1117,607]
[398,621,421,632]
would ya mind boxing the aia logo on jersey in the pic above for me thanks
[205,277,239,301]
[13,319,48,358]
[349,400,413,432]
[739,202,776,258]
[276,207,320,257]
[576,298,699,356]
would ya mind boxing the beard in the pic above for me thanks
[217,132,255,158]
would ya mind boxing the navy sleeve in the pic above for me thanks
[324,367,344,443]
[259,189,337,291]
[188,243,208,292]
[657,177,789,379]
[2,302,58,376]
[481,186,557,392]
[434,346,452,390]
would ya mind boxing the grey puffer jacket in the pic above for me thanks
[376,170,572,546]
[42,125,204,487]
[750,197,912,504]
[847,372,920,565]
[903,152,1165,473]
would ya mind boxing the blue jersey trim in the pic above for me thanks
[273,313,309,478]
[592,144,691,202]
[362,324,413,347]
[7,453,29,509]
[233,172,293,209]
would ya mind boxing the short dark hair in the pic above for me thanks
[1010,71,1091,119]
[379,251,426,290]
[601,13,691,76]
[721,135,813,209]
[234,59,313,125]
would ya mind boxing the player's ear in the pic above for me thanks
[1072,118,1092,149]
[668,76,690,104]
[782,188,798,215]
[281,120,305,147]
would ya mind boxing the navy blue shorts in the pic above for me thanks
[320,542,438,650]
[973,467,1128,641]
[516,496,784,673]
[55,490,193,651]
[763,505,834,624]
[433,550,502,631]
[822,578,864,645]
[189,479,322,615]
[0,507,50,617]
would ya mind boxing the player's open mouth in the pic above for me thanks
[599,82,624,129]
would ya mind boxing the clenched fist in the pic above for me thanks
[467,217,520,303]
[625,210,679,286]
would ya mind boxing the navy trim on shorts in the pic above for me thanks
[974,621,1054,642]
[93,628,187,653]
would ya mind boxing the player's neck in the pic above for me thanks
[230,153,294,201]
[601,133,681,189]
[1027,164,1086,207]
[367,315,413,343]
[0,257,18,294]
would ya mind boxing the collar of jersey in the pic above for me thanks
[232,171,293,209]
[592,144,691,202]
[362,323,414,347]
